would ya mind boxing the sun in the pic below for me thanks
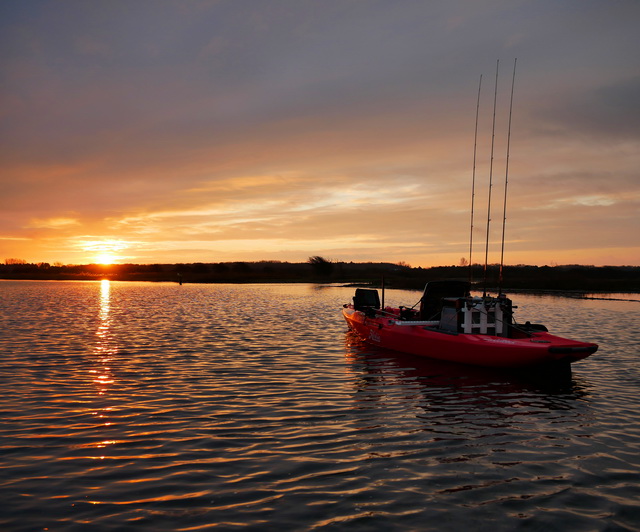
[81,239,128,265]
[95,252,118,265]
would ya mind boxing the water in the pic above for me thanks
[0,280,638,531]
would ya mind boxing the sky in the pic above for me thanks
[1,0,639,267]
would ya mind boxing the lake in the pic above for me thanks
[1,280,639,531]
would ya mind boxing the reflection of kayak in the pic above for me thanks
[344,332,585,395]
[342,281,598,369]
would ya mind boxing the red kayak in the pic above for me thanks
[342,281,598,369]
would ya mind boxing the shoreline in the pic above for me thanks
[1,275,639,299]
[1,261,639,294]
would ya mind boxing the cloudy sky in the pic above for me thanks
[1,0,639,267]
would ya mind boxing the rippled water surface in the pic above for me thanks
[1,281,639,531]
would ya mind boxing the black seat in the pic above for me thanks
[419,281,470,320]
[353,288,381,312]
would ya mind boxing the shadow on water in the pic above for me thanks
[343,331,590,409]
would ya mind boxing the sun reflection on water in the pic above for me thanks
[94,280,117,385]
[91,280,118,457]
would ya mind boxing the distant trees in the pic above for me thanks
[308,256,333,277]
[1,259,639,291]
[231,262,252,273]
[212,263,229,274]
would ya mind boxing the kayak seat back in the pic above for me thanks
[353,288,381,313]
[420,281,470,320]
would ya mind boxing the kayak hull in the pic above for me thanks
[343,307,598,368]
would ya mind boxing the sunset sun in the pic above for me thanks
[82,240,128,265]
[95,252,117,265]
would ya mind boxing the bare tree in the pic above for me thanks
[308,256,333,277]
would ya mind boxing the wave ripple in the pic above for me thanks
[0,282,638,531]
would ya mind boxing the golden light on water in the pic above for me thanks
[85,280,119,461]
[97,279,111,343]
[94,279,116,394]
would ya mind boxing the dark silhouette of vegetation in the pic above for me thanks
[1,259,638,293]
[308,256,333,277]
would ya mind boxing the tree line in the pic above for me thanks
[1,257,638,292]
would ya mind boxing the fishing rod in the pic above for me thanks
[482,59,499,298]
[498,58,517,295]
[468,74,482,285]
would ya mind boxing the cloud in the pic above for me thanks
[532,77,640,140]
[28,217,81,229]
[0,0,639,266]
